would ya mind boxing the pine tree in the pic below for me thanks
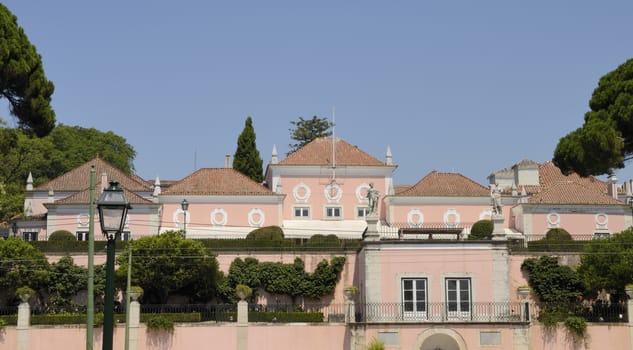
[233,116,263,183]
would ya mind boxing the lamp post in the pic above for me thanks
[181,199,189,238]
[97,181,130,350]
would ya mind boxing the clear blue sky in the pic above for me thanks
[3,1,633,186]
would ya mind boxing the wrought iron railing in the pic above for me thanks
[140,303,237,322]
[532,302,628,323]
[358,302,527,323]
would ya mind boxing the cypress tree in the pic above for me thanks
[233,116,263,183]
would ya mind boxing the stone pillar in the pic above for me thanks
[364,215,380,241]
[627,290,633,350]
[17,301,30,350]
[237,300,248,350]
[129,299,141,350]
[344,291,356,324]
[491,213,506,240]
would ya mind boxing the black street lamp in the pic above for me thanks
[181,199,189,238]
[97,181,130,350]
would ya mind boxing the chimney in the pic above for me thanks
[101,172,108,192]
[608,173,618,199]
[271,145,278,164]
[225,154,231,168]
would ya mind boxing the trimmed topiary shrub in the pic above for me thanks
[545,228,572,241]
[246,226,284,240]
[468,219,493,240]
[306,234,341,247]
[48,230,76,241]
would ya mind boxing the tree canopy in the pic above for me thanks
[553,58,633,176]
[0,124,136,221]
[577,228,633,300]
[0,237,50,305]
[0,4,56,137]
[233,116,263,183]
[115,231,221,304]
[288,116,333,154]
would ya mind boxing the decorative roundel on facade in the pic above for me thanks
[479,209,492,220]
[407,209,424,227]
[248,208,265,227]
[443,208,461,227]
[594,213,608,228]
[77,213,90,227]
[324,182,343,202]
[547,211,560,228]
[356,183,371,202]
[172,208,190,227]
[293,183,311,202]
[210,208,228,226]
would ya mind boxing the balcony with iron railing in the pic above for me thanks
[358,302,528,323]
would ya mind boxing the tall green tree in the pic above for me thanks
[115,231,221,304]
[0,237,50,305]
[288,116,333,155]
[577,228,633,300]
[0,4,56,137]
[233,116,263,183]
[553,58,633,176]
[0,124,136,221]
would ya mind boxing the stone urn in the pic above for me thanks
[517,286,530,300]
[625,285,633,299]
[343,287,358,301]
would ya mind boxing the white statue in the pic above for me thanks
[367,183,380,215]
[491,184,503,215]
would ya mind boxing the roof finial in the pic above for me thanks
[385,145,393,165]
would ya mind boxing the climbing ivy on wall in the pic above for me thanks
[224,256,346,304]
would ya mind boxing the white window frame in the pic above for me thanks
[402,278,427,320]
[356,206,369,219]
[76,231,89,241]
[446,278,471,320]
[23,232,38,241]
[325,206,342,220]
[293,206,310,219]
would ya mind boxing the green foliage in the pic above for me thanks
[45,256,87,312]
[288,116,333,154]
[48,230,76,241]
[0,4,56,137]
[554,58,633,176]
[578,228,633,299]
[367,337,385,350]
[225,256,346,304]
[246,226,284,240]
[115,231,221,304]
[141,312,200,323]
[545,228,572,240]
[0,238,50,303]
[233,116,263,183]
[306,234,341,247]
[521,256,583,304]
[0,317,5,330]
[146,315,174,333]
[468,219,493,240]
[564,316,587,340]
[0,125,136,221]
[235,284,252,300]
[15,286,35,300]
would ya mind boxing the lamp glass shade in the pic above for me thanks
[97,182,129,236]
[181,199,189,211]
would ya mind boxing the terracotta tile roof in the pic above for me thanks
[280,137,384,166]
[393,184,412,194]
[162,168,275,196]
[528,181,624,205]
[396,171,490,197]
[538,161,607,194]
[34,157,152,192]
[53,185,154,205]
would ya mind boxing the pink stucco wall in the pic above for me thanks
[390,204,493,227]
[530,212,628,236]
[160,202,281,231]
[279,175,386,220]
[45,212,156,240]
[3,322,629,350]
[377,246,497,303]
